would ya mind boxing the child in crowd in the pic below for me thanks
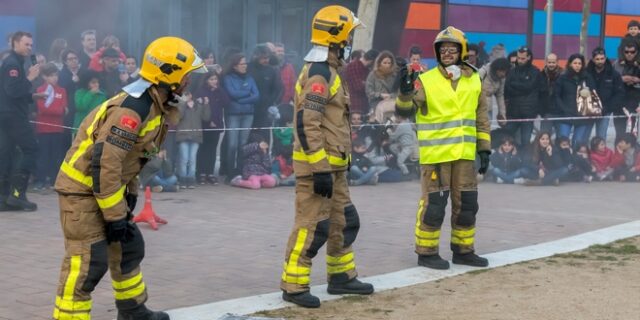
[176,90,211,189]
[613,134,640,182]
[488,135,526,184]
[589,136,624,181]
[349,137,382,186]
[271,104,295,186]
[557,137,593,182]
[618,20,640,62]
[139,150,179,192]
[527,132,570,185]
[74,70,106,130]
[34,63,68,190]
[386,115,419,175]
[231,133,277,189]
[195,70,229,185]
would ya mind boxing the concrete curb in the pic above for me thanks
[167,220,640,320]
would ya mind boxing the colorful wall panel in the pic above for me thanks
[0,0,36,47]
[533,0,603,13]
[448,0,528,9]
[398,1,441,60]
[604,0,640,59]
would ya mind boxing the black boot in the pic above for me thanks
[418,254,450,270]
[117,304,170,320]
[282,290,321,308]
[6,174,37,211]
[452,252,489,267]
[0,176,18,212]
[327,277,374,295]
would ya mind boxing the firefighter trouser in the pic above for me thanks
[281,171,360,293]
[414,160,479,256]
[53,195,147,319]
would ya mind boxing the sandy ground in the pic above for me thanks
[255,236,640,320]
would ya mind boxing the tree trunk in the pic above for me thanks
[580,0,591,56]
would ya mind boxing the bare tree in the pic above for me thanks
[580,0,591,55]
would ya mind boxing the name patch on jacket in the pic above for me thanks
[106,135,133,151]
[120,115,139,130]
[303,94,327,113]
[110,126,138,142]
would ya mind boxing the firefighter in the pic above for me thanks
[395,26,491,270]
[280,5,374,308]
[52,37,206,320]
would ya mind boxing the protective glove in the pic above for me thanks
[478,151,491,174]
[105,218,136,244]
[399,64,419,96]
[312,172,333,199]
[125,193,138,214]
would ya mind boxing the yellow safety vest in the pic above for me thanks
[417,68,481,164]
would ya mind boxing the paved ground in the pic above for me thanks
[1,180,638,320]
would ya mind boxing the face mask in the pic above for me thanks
[445,65,461,81]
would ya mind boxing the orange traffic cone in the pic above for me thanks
[133,186,168,230]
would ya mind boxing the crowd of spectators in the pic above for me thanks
[2,23,640,194]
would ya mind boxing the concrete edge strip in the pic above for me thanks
[167,220,640,319]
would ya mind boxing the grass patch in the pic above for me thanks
[566,261,584,267]
[342,295,370,303]
[588,244,640,255]
[365,308,394,315]
[554,253,588,259]
[467,268,490,275]
[595,255,617,261]
[545,259,558,264]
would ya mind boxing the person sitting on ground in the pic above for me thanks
[231,133,277,189]
[557,137,593,182]
[349,137,382,186]
[526,132,570,185]
[271,104,295,186]
[139,149,179,192]
[612,133,640,182]
[386,114,418,175]
[488,135,526,184]
[589,136,624,181]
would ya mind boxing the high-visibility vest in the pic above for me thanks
[416,68,481,164]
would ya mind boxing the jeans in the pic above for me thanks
[150,175,178,188]
[349,165,384,185]
[488,167,527,184]
[505,121,534,148]
[177,141,199,178]
[224,114,254,175]
[557,123,591,147]
[542,166,570,185]
[595,113,611,140]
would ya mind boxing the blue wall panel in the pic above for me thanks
[606,0,640,16]
[448,0,528,9]
[604,37,622,59]
[0,16,36,47]
[465,32,527,54]
[533,11,601,36]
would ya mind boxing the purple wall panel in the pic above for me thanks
[532,35,601,60]
[399,29,440,58]
[447,5,528,33]
[533,0,603,13]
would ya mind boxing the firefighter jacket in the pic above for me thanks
[396,65,491,164]
[54,85,170,222]
[292,52,351,177]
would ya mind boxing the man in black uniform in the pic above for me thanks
[0,31,44,211]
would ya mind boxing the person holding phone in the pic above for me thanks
[0,31,45,211]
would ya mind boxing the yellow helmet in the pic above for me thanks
[310,5,362,48]
[139,36,207,90]
[434,26,468,64]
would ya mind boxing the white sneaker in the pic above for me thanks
[514,178,525,185]
[496,177,504,184]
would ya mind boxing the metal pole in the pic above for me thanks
[545,0,554,56]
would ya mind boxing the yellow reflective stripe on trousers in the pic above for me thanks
[415,199,441,247]
[96,185,126,209]
[326,252,355,274]
[53,308,90,320]
[451,228,475,246]
[282,228,311,285]
[113,281,146,300]
[292,149,327,164]
[55,296,91,311]
[477,131,491,142]
[139,115,162,137]
[112,272,143,290]
[63,256,82,299]
[328,154,349,166]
